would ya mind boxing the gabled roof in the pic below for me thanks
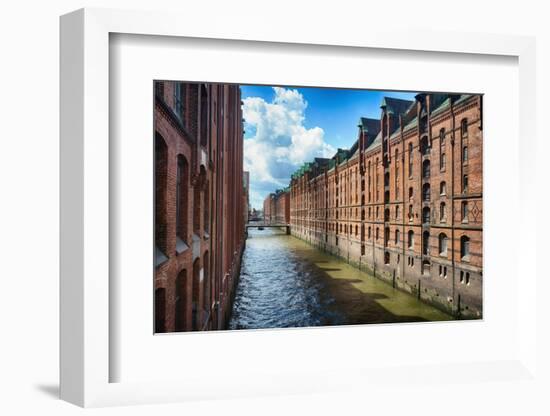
[358,117,381,136]
[380,97,414,115]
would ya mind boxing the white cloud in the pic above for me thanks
[243,87,335,209]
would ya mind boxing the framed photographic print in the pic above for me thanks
[60,7,539,408]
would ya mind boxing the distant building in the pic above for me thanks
[290,93,482,318]
[263,189,290,224]
[154,81,245,332]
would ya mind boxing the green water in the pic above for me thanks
[229,228,452,330]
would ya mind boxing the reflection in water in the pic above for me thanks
[229,228,451,330]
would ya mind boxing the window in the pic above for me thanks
[176,155,189,246]
[440,202,446,222]
[395,205,400,219]
[422,183,431,202]
[440,153,446,170]
[422,207,430,224]
[408,143,413,177]
[376,227,379,240]
[439,233,448,256]
[155,134,168,256]
[462,174,469,193]
[408,204,413,221]
[384,251,390,265]
[440,181,446,195]
[409,187,413,200]
[461,118,468,138]
[461,201,469,223]
[173,83,185,122]
[368,226,371,239]
[460,235,470,260]
[440,128,446,145]
[395,229,400,244]
[466,273,471,285]
[384,208,390,222]
[462,146,469,164]
[422,159,430,179]
[421,136,430,155]
[422,231,430,255]
[408,230,414,249]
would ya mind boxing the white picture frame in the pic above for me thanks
[60,7,539,408]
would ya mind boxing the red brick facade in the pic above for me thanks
[290,94,482,318]
[154,81,245,332]
[263,190,290,224]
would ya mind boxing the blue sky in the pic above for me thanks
[241,85,418,209]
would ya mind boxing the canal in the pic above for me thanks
[228,228,451,330]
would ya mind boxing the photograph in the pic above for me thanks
[154,81,483,333]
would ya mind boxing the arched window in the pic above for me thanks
[439,233,448,257]
[384,251,390,265]
[395,205,400,219]
[176,155,190,247]
[368,226,371,239]
[440,202,446,222]
[384,227,390,246]
[439,129,446,170]
[384,208,390,222]
[395,229,400,244]
[461,118,468,138]
[440,181,446,195]
[422,159,431,179]
[376,227,379,240]
[462,201,469,222]
[422,207,431,224]
[461,235,470,260]
[355,225,358,236]
[422,183,431,201]
[462,146,469,164]
[408,204,413,221]
[408,230,414,249]
[409,187,413,200]
[155,134,168,256]
[408,142,413,177]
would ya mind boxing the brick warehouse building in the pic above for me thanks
[290,93,482,318]
[154,81,245,332]
[262,189,290,224]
